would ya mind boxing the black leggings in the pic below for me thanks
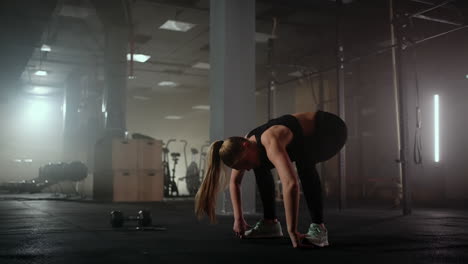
[254,111,347,224]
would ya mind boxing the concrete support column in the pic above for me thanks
[102,26,127,137]
[93,0,128,137]
[210,0,256,215]
[62,72,85,162]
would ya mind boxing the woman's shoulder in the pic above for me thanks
[261,125,293,148]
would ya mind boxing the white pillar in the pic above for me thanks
[62,72,84,162]
[210,0,256,215]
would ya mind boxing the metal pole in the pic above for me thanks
[410,0,455,17]
[280,18,467,87]
[267,38,275,120]
[390,0,412,215]
[336,0,346,211]
[412,14,461,26]
[415,24,468,44]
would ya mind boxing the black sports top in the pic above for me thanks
[246,114,304,170]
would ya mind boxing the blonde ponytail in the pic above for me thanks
[195,140,226,223]
[194,137,249,223]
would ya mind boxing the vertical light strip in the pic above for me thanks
[434,94,440,162]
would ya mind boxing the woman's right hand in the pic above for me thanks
[289,232,315,249]
[233,218,251,239]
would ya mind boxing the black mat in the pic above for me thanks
[0,196,467,264]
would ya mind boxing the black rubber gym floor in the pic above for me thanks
[0,194,467,264]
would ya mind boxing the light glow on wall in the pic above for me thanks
[434,94,439,163]
[25,99,50,123]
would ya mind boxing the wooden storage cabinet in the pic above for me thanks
[94,137,163,202]
[137,140,162,170]
[111,140,138,170]
[113,170,139,202]
[138,169,163,201]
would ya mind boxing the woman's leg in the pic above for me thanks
[296,111,348,223]
[313,111,348,163]
[296,161,323,224]
[253,167,277,220]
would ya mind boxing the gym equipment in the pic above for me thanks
[1,161,88,194]
[186,148,200,195]
[38,162,66,183]
[110,210,152,228]
[179,140,201,196]
[168,152,180,196]
[38,161,88,183]
[64,161,88,182]
[163,139,179,197]
[198,142,210,183]
[175,141,210,196]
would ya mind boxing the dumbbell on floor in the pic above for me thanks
[110,210,152,228]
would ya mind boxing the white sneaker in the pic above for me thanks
[244,219,284,238]
[305,223,329,247]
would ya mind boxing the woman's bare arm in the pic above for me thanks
[262,129,304,247]
[229,168,245,221]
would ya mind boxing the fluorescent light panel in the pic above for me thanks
[165,116,182,120]
[34,70,48,76]
[158,81,178,87]
[41,44,51,52]
[434,94,439,162]
[192,105,210,110]
[13,159,32,163]
[31,86,52,95]
[159,20,195,32]
[192,62,210,70]
[288,71,303,77]
[126,53,151,63]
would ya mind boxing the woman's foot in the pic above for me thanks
[305,223,329,247]
[243,219,284,238]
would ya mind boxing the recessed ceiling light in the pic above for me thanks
[128,75,136,80]
[30,86,52,95]
[41,44,51,52]
[133,95,151,101]
[288,71,303,77]
[192,105,210,110]
[34,70,48,76]
[159,20,195,32]
[192,62,210,70]
[126,53,151,63]
[158,81,178,87]
[165,115,182,120]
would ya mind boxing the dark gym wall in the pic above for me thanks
[404,29,468,203]
[0,0,60,183]
[0,0,58,102]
